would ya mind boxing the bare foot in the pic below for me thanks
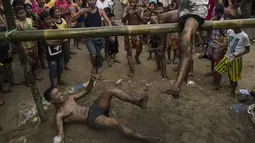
[0,101,5,106]
[108,62,112,67]
[139,94,149,109]
[227,93,236,97]
[212,86,220,90]
[11,82,20,86]
[147,56,151,61]
[65,65,72,71]
[162,84,180,99]
[204,72,212,77]
[128,69,134,77]
[167,60,171,64]
[135,57,141,64]
[173,67,178,72]
[70,50,76,55]
[35,76,43,81]
[113,60,121,63]
[25,83,32,87]
[153,67,161,72]
[172,60,177,64]
[1,87,12,93]
[92,74,103,81]
[161,74,169,79]
[77,46,82,50]
[85,76,96,91]
[91,68,96,74]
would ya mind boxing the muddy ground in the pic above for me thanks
[1,2,255,143]
[0,36,255,143]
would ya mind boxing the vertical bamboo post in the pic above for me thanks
[3,0,46,122]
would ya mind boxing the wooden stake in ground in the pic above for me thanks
[3,0,46,122]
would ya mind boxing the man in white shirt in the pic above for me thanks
[214,16,251,97]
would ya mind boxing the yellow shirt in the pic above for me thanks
[47,0,56,8]
[16,18,36,49]
[54,18,67,29]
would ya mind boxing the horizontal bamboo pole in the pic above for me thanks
[1,19,255,41]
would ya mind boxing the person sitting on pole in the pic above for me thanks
[40,11,66,87]
[156,0,209,98]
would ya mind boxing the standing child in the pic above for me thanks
[205,4,226,77]
[166,32,178,64]
[15,6,43,86]
[40,11,66,87]
[214,15,251,97]
[50,6,72,70]
[24,3,39,28]
[143,1,156,51]
[106,13,120,67]
[24,3,48,69]
[122,0,145,77]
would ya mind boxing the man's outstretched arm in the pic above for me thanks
[55,112,64,136]
[72,76,96,101]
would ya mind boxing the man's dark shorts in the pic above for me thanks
[179,14,205,30]
[87,99,110,128]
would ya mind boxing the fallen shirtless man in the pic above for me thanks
[43,76,161,143]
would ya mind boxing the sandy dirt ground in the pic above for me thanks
[1,2,255,143]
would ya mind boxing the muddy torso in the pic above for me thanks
[125,7,143,25]
[61,97,89,124]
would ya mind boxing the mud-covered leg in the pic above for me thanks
[159,34,168,79]
[154,51,161,72]
[167,45,171,64]
[97,87,149,110]
[126,36,134,77]
[165,18,199,98]
[95,116,161,143]
[135,39,142,65]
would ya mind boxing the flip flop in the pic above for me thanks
[35,77,43,81]
[113,60,121,63]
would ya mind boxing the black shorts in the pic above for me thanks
[179,14,205,30]
[87,99,110,128]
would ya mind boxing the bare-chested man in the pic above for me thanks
[154,0,209,98]
[122,0,145,77]
[44,76,161,143]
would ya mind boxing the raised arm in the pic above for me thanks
[121,6,129,24]
[136,7,145,24]
[100,8,112,26]
[55,112,64,136]
[72,76,96,101]
[72,8,90,22]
